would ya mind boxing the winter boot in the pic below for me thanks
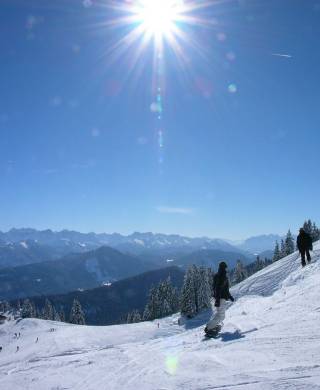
[205,324,222,338]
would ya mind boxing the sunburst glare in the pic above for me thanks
[102,0,216,67]
[100,0,220,170]
[135,0,182,38]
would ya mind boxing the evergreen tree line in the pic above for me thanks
[127,266,214,322]
[302,219,320,242]
[180,265,214,318]
[127,259,276,322]
[229,256,272,286]
[273,230,295,262]
[126,267,213,322]
[127,277,180,323]
[0,300,11,314]
[272,220,320,263]
[0,298,86,325]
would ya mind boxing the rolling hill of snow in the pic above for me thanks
[1,241,320,389]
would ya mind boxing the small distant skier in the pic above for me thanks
[36,337,39,343]
[0,346,2,352]
[205,261,234,337]
[297,228,313,267]
[16,346,19,352]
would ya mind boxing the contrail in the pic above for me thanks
[272,53,292,58]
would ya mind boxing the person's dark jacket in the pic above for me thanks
[213,269,234,307]
[297,231,313,252]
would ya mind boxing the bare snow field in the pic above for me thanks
[1,241,320,390]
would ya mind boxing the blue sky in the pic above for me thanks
[1,0,320,239]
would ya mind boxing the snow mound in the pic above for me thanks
[1,242,320,389]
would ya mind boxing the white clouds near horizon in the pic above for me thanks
[156,206,194,215]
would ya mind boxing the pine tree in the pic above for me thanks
[191,265,200,312]
[126,311,133,324]
[21,300,29,318]
[170,286,180,313]
[132,310,142,323]
[311,222,320,242]
[255,256,264,272]
[180,266,197,318]
[21,299,35,318]
[53,307,61,322]
[157,280,167,317]
[0,301,11,314]
[127,310,142,323]
[284,230,295,256]
[143,287,154,321]
[303,219,313,235]
[59,309,66,322]
[207,267,215,296]
[143,286,160,321]
[69,299,85,325]
[35,306,43,319]
[43,299,54,320]
[197,267,211,310]
[142,305,151,321]
[31,301,37,318]
[233,260,248,283]
[273,241,281,262]
[164,277,179,314]
[143,277,180,321]
[280,239,286,259]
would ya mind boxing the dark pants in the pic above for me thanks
[300,249,311,266]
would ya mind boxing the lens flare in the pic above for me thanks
[165,355,179,375]
[100,1,223,168]
[228,83,237,93]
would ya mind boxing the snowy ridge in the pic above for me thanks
[232,240,320,297]
[1,242,320,389]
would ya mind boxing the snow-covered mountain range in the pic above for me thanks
[1,240,319,389]
[237,233,283,254]
[0,228,282,267]
[0,228,241,252]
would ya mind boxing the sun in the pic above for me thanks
[102,0,215,74]
[103,0,213,60]
[134,0,183,38]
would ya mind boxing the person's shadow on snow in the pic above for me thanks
[219,327,258,342]
[219,331,245,342]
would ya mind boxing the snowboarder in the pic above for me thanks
[297,228,313,267]
[205,261,234,338]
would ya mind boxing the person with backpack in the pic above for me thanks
[297,228,313,267]
[205,261,234,337]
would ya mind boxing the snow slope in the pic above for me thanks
[1,241,320,390]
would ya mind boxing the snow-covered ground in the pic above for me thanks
[1,242,320,390]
